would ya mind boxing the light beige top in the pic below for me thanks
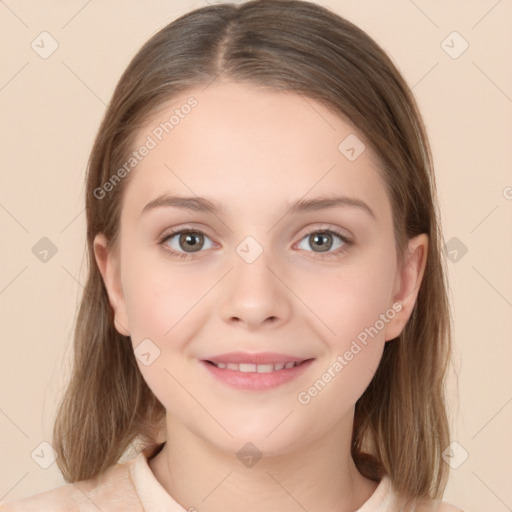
[0,443,464,511]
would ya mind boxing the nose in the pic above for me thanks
[218,249,292,331]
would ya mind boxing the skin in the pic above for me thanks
[94,81,429,512]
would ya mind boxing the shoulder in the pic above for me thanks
[388,485,466,512]
[0,483,84,512]
[434,503,466,512]
[413,499,467,512]
[0,459,140,512]
[378,476,466,512]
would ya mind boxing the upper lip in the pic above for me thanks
[203,352,312,365]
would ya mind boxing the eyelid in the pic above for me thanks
[158,223,215,241]
[297,223,352,241]
[157,225,217,249]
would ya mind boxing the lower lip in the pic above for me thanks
[201,359,315,391]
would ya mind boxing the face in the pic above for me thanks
[94,81,427,457]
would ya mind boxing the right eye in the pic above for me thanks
[159,229,214,260]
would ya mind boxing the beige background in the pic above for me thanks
[1,0,511,509]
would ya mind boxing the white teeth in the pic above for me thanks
[239,363,257,373]
[210,361,303,372]
[256,364,274,373]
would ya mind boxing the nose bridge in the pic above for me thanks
[218,233,291,328]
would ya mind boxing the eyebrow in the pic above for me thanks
[140,194,376,219]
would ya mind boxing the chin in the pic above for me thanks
[210,418,315,459]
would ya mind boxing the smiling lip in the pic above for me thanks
[201,352,315,391]
[204,352,308,365]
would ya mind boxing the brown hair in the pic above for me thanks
[53,0,452,503]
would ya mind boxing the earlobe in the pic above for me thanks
[93,233,130,336]
[384,233,429,342]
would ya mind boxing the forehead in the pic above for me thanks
[123,81,391,224]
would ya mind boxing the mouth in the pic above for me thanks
[203,360,310,372]
[200,355,315,391]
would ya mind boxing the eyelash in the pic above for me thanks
[157,226,352,261]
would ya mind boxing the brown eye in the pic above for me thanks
[308,232,333,252]
[296,228,352,259]
[178,232,205,252]
[160,229,214,257]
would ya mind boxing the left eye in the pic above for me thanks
[297,229,350,255]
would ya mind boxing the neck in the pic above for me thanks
[148,412,379,512]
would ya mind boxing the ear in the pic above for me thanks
[93,233,130,336]
[384,233,428,342]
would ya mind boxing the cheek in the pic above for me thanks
[292,253,395,403]
[122,263,207,419]
[296,340,384,432]
[122,260,207,342]
[297,252,397,346]
[121,261,212,398]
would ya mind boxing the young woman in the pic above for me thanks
[1,1,465,510]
